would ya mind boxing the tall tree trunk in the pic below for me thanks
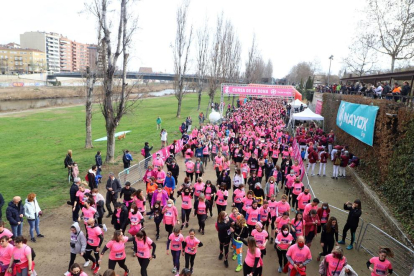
[176,95,182,118]
[391,56,395,73]
[106,123,116,163]
[85,97,93,148]
[197,87,202,111]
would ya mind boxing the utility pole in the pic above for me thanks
[328,55,334,87]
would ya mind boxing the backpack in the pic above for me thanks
[141,148,146,157]
[85,173,89,182]
[334,157,341,166]
[25,246,36,261]
[123,153,128,163]
[215,222,219,231]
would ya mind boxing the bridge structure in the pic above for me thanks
[48,72,199,82]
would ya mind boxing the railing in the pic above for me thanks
[357,223,414,276]
[118,156,152,187]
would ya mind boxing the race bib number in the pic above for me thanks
[137,251,144,257]
[115,252,123,259]
[88,238,94,244]
[183,201,189,205]
[166,211,172,217]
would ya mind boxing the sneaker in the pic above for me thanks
[172,267,177,274]
[323,175,326,177]
[218,253,223,260]
[156,235,160,241]
[270,237,274,243]
[124,269,129,276]
[64,271,70,276]
[336,177,338,180]
[346,245,353,250]
[83,260,90,267]
[106,213,112,218]
[185,222,189,228]
[224,260,228,268]
[232,254,237,261]
[37,234,45,238]
[210,213,213,217]
[102,224,108,232]
[316,253,321,262]
[235,264,243,272]
[201,230,205,235]
[31,238,36,243]
[91,262,97,270]
[278,266,282,273]
[311,174,315,176]
[181,224,184,230]
[190,268,193,274]
[338,240,345,245]
[93,266,100,274]
[198,228,201,233]
[317,174,320,177]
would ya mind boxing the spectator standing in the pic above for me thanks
[122,150,133,169]
[87,165,98,190]
[392,82,401,102]
[95,151,103,176]
[401,81,411,103]
[69,177,81,223]
[24,193,44,242]
[374,82,383,99]
[6,196,24,237]
[106,172,122,218]
[383,82,391,99]
[144,142,153,169]
[156,116,162,130]
[65,149,74,182]
[160,129,168,149]
[0,193,4,221]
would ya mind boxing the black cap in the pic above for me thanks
[125,182,131,186]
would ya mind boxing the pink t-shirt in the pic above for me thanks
[277,201,290,216]
[268,200,278,217]
[251,229,268,249]
[196,201,207,215]
[129,211,144,226]
[193,183,205,197]
[106,236,129,260]
[325,254,347,276]
[163,206,177,226]
[12,245,31,265]
[216,190,228,206]
[276,232,294,250]
[214,156,224,166]
[0,229,13,239]
[86,226,103,246]
[297,193,311,210]
[169,233,184,251]
[233,189,245,204]
[0,243,14,265]
[286,244,312,269]
[303,203,318,217]
[275,216,290,231]
[291,218,303,236]
[133,196,146,212]
[181,195,192,210]
[135,237,153,259]
[76,190,89,205]
[204,186,213,200]
[184,236,201,255]
[259,206,270,222]
[268,183,276,197]
[186,162,195,173]
[82,207,96,225]
[244,247,262,267]
[320,210,329,223]
[292,182,304,195]
[242,197,253,211]
[247,208,260,226]
[285,175,296,188]
[369,257,393,276]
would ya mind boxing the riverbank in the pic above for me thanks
[0,82,173,101]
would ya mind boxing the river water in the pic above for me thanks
[0,89,192,112]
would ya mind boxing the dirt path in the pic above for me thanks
[25,151,387,276]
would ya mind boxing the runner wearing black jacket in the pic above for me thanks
[338,199,362,250]
[216,211,234,268]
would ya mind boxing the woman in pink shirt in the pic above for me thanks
[290,212,304,242]
[277,195,290,217]
[185,160,195,182]
[0,221,13,241]
[183,229,203,274]
[193,194,209,235]
[193,178,205,201]
[162,199,179,238]
[0,236,13,276]
[251,222,268,257]
[241,191,254,217]
[128,203,144,236]
[166,227,185,274]
[7,236,33,276]
[246,201,261,236]
[275,224,294,273]
[291,178,304,211]
[67,263,88,276]
[296,189,311,212]
[214,184,228,214]
[243,237,262,276]
[132,189,146,217]
[178,187,193,229]
[323,246,349,276]
[81,199,96,228]
[134,230,157,276]
[368,247,393,276]
[100,230,132,274]
[268,194,278,242]
[275,212,290,235]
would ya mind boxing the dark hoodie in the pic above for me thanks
[6,200,24,226]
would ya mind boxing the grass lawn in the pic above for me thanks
[0,92,224,211]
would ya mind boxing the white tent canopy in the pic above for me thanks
[292,108,324,121]
[291,99,307,108]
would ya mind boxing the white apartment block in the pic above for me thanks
[20,31,61,73]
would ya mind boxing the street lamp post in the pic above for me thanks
[327,55,334,88]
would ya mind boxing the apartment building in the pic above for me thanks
[59,36,72,72]
[0,45,46,74]
[20,31,61,73]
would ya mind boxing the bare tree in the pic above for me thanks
[286,62,315,85]
[343,32,377,76]
[244,34,259,83]
[195,19,209,111]
[88,0,138,163]
[263,59,273,81]
[368,0,414,72]
[172,0,193,118]
[84,66,97,148]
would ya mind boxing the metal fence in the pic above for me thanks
[118,156,152,187]
[357,223,414,276]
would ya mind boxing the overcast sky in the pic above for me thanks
[2,0,375,78]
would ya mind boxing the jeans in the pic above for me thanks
[28,216,40,238]
[11,222,23,237]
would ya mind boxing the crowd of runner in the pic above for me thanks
[0,99,395,276]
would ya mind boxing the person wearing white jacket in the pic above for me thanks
[24,193,44,242]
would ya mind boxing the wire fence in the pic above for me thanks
[118,156,152,187]
[357,223,414,276]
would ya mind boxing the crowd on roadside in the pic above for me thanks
[315,81,412,102]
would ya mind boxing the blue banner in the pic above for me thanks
[336,101,379,146]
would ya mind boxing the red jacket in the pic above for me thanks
[308,151,319,164]
[317,207,330,223]
[304,214,320,236]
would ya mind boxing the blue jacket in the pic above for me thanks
[195,147,204,158]
[6,201,24,226]
[164,176,176,190]
[95,154,102,167]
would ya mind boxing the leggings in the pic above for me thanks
[181,208,192,224]
[271,216,276,230]
[171,250,181,271]
[243,262,262,276]
[197,214,206,231]
[185,253,196,269]
[84,245,99,267]
[155,221,161,236]
[195,173,203,180]
[186,172,194,182]
[232,238,243,265]
[219,240,230,261]
[137,257,150,276]
[292,194,299,209]
[342,223,357,245]
[108,258,128,272]
[207,200,213,216]
[321,240,335,256]
[275,245,288,267]
[216,204,226,214]
[203,155,209,166]
[68,252,88,271]
[247,225,255,236]
[165,224,174,237]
